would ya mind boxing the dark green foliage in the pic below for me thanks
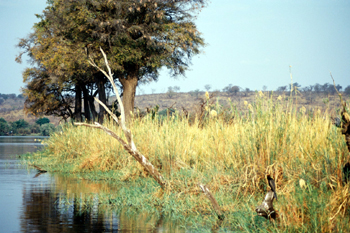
[12,119,29,129]
[40,123,56,136]
[0,117,56,136]
[0,119,10,135]
[17,0,207,122]
[36,117,50,126]
[10,119,30,135]
[30,124,40,134]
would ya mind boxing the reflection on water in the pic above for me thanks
[0,137,183,232]
[21,179,121,233]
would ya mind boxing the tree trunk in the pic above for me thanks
[74,84,82,122]
[88,94,98,122]
[95,72,107,124]
[119,69,138,123]
[82,85,91,122]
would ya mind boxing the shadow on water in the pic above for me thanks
[0,136,183,232]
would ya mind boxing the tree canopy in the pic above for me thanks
[17,0,207,122]
[36,117,51,126]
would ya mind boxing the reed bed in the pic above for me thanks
[26,92,350,232]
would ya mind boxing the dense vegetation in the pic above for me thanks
[24,92,350,231]
[16,0,207,123]
[0,117,55,136]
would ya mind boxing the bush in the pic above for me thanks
[17,127,31,135]
[40,123,56,136]
[0,121,10,135]
[36,117,50,126]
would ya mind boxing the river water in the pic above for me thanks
[0,136,179,233]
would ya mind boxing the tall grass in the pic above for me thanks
[28,91,350,231]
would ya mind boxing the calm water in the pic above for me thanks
[0,136,179,233]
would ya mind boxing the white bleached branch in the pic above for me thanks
[75,48,167,189]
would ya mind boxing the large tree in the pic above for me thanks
[17,0,206,122]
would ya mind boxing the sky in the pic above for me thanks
[0,0,349,95]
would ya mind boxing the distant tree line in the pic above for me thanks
[193,83,350,96]
[0,117,55,136]
[0,93,24,105]
[0,93,24,100]
[276,82,349,95]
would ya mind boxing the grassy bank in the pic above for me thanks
[24,92,350,232]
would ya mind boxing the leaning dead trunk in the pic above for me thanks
[74,48,167,189]
[199,184,224,220]
[75,121,167,188]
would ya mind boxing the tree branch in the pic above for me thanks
[199,184,224,220]
[75,122,167,189]
[75,47,167,189]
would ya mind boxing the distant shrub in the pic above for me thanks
[40,123,56,136]
[30,124,40,134]
[17,127,31,135]
[36,117,50,126]
[0,121,10,135]
[167,87,175,98]
[12,119,29,129]
[345,85,350,95]
[189,89,200,98]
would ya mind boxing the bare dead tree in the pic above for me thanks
[74,47,167,189]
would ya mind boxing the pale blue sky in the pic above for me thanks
[1,0,349,95]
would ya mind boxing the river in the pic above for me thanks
[0,136,180,233]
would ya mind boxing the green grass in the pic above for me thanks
[23,92,350,231]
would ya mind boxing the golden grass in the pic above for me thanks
[32,92,350,231]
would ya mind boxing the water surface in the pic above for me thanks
[0,136,179,232]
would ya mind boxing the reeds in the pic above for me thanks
[26,91,350,231]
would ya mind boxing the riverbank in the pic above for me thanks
[23,94,350,231]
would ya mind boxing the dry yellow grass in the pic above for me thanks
[30,91,350,231]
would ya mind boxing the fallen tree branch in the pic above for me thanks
[75,122,167,188]
[32,164,47,173]
[74,47,167,189]
[199,184,225,220]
